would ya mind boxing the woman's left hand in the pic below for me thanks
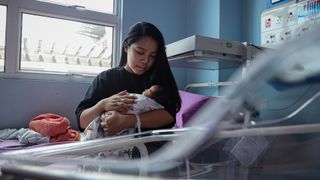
[100,111,133,136]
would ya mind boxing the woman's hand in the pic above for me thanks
[100,111,135,136]
[79,91,136,130]
[100,90,136,113]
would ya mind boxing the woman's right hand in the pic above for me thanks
[99,90,136,113]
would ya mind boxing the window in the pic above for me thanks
[1,0,119,79]
[0,5,6,72]
[21,14,113,74]
[37,0,114,14]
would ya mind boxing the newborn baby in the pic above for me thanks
[81,85,166,141]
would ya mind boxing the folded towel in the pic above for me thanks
[50,129,80,143]
[29,113,70,137]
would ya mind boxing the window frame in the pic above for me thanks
[0,0,121,82]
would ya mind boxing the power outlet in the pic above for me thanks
[296,25,310,38]
[287,11,296,23]
[280,30,292,41]
[265,18,272,28]
[275,16,282,24]
[265,33,276,44]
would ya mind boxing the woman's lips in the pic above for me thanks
[136,65,146,72]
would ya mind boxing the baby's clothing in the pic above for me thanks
[81,94,164,141]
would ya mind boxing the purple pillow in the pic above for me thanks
[175,90,215,128]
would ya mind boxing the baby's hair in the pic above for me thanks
[149,85,168,103]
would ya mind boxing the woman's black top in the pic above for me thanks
[75,67,176,131]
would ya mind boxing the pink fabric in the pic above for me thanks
[29,113,70,137]
[175,91,214,128]
[29,113,80,142]
[50,129,80,143]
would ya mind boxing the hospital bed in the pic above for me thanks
[1,25,320,179]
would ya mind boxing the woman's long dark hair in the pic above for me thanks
[119,22,181,112]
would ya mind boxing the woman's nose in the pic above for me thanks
[141,55,150,64]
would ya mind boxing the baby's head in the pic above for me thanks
[143,85,167,102]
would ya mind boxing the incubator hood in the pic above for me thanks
[166,35,246,62]
[166,35,263,70]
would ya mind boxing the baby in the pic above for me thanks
[81,85,166,141]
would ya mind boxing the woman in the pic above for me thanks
[75,22,181,136]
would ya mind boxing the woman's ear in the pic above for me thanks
[124,42,128,53]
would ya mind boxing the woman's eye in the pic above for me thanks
[136,50,144,55]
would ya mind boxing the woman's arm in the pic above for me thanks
[101,110,174,136]
[79,91,136,129]
[138,109,174,128]
[79,100,105,129]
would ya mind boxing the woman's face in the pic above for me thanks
[124,36,158,75]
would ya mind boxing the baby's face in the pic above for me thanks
[143,86,160,98]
